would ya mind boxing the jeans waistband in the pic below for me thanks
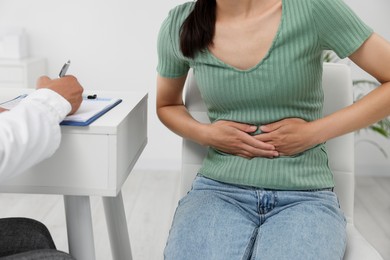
[301,187,334,192]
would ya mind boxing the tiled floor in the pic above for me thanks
[0,170,388,260]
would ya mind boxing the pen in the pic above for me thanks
[59,60,71,78]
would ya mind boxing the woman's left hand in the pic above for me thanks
[255,118,319,156]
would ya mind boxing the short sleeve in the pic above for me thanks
[312,0,373,58]
[157,13,190,78]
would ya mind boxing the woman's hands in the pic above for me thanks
[206,118,320,159]
[257,118,319,156]
[156,75,321,159]
[205,120,279,159]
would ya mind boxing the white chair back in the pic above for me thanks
[181,63,355,222]
[180,62,384,260]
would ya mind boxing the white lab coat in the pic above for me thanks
[0,89,71,182]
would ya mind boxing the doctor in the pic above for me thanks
[0,75,82,180]
[0,75,82,259]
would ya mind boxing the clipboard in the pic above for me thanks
[0,94,122,127]
[60,97,122,126]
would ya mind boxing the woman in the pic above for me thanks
[156,0,390,259]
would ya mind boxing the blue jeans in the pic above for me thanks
[164,175,347,260]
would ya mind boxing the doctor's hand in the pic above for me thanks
[36,76,83,115]
[255,118,318,156]
[205,120,279,159]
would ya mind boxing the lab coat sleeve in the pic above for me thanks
[0,88,71,182]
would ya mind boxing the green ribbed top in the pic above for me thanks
[157,0,373,190]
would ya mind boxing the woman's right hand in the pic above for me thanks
[204,120,279,159]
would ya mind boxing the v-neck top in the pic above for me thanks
[157,0,373,190]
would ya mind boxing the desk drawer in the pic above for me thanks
[0,133,110,194]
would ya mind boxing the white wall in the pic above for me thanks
[0,0,187,171]
[1,0,389,175]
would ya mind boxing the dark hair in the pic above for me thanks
[180,0,216,58]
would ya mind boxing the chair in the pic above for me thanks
[180,63,383,260]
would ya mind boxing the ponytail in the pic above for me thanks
[180,0,216,58]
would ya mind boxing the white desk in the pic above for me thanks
[0,88,148,260]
